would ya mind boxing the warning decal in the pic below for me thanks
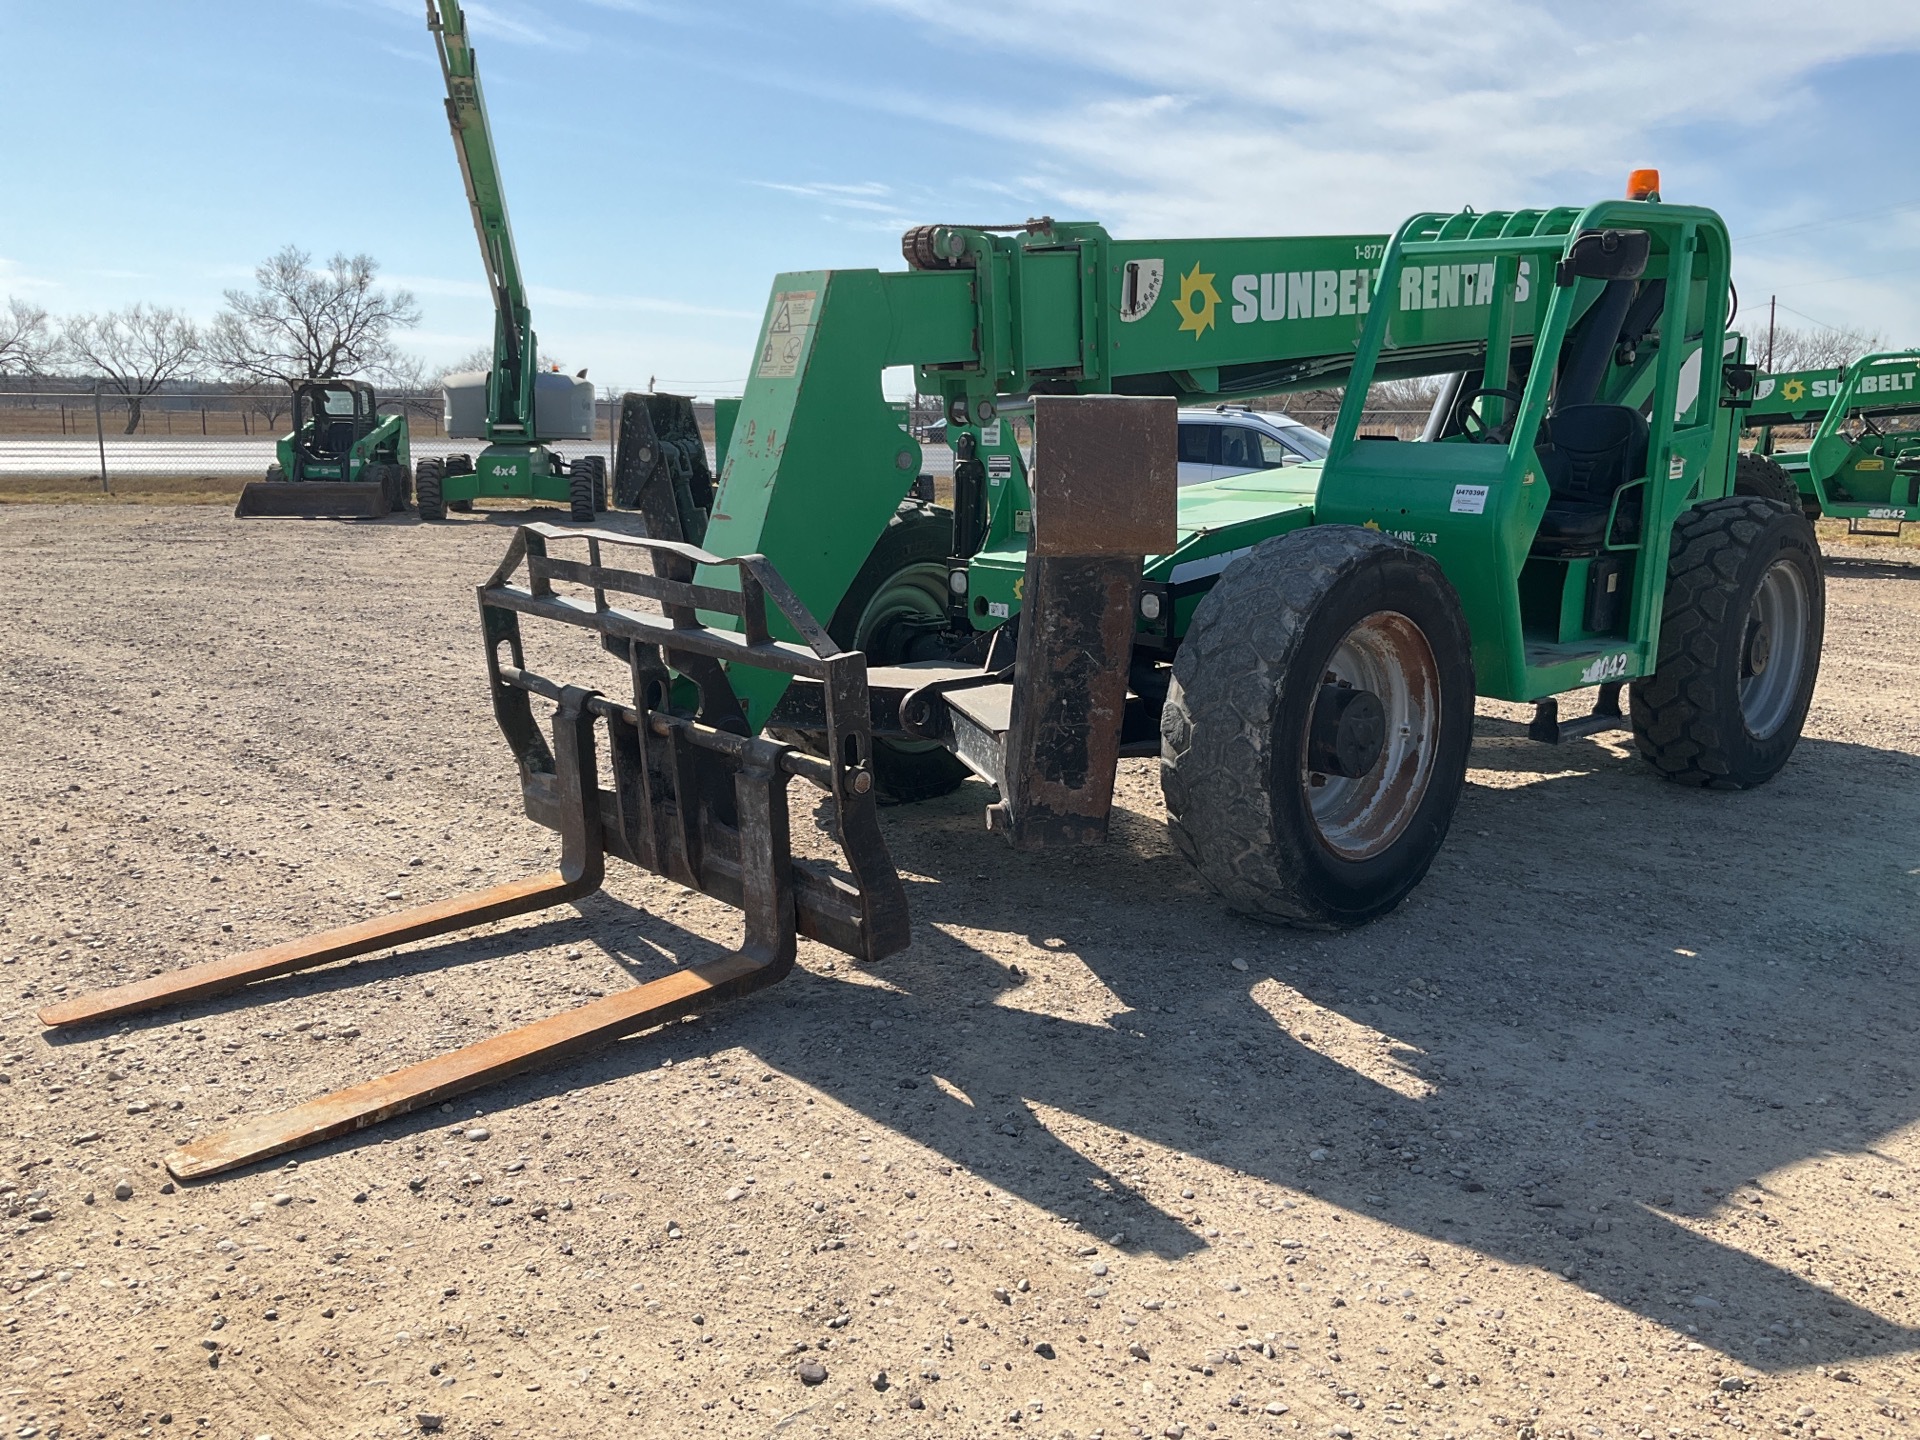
[756,290,818,379]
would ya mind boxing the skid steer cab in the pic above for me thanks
[234,378,414,519]
[1746,350,1920,533]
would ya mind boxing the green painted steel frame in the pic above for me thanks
[1320,198,1740,701]
[1766,350,1920,522]
[699,197,1743,726]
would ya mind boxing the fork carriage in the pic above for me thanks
[41,525,908,1180]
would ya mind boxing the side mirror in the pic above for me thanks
[1556,229,1651,286]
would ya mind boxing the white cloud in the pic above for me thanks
[847,0,1920,237]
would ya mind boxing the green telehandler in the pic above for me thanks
[1743,352,1920,530]
[233,378,413,519]
[50,173,1830,1178]
[415,0,605,523]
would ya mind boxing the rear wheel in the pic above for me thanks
[415,458,446,521]
[1161,526,1476,928]
[1630,497,1823,788]
[825,502,971,803]
[568,460,598,522]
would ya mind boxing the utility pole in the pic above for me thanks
[93,379,109,494]
[1766,295,1777,372]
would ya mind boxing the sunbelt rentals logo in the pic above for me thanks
[1172,263,1220,337]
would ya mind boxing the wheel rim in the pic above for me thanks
[854,562,952,756]
[1298,611,1442,861]
[1740,556,1811,740]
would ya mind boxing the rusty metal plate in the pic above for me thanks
[1028,395,1177,558]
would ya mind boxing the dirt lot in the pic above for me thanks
[2,504,1918,1440]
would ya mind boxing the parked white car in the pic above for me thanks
[1176,405,1330,485]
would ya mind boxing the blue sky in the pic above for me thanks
[4,0,1920,395]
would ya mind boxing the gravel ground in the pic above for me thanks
[2,504,1917,1440]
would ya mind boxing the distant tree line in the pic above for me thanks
[0,247,431,433]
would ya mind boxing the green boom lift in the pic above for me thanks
[233,378,413,519]
[53,174,1832,1177]
[1744,352,1920,530]
[415,0,605,523]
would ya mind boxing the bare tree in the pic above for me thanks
[440,344,571,379]
[1767,323,1886,374]
[0,297,53,375]
[441,344,494,378]
[236,382,291,433]
[59,305,202,433]
[376,350,443,429]
[206,247,420,390]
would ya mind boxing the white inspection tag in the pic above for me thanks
[1449,484,1490,515]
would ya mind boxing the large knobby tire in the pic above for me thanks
[415,458,446,521]
[1161,526,1476,929]
[581,455,609,511]
[568,460,598,523]
[1630,497,1824,788]
[825,501,970,804]
[1734,452,1807,515]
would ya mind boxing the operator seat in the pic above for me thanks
[1531,404,1649,554]
[1530,270,1649,556]
[319,419,357,458]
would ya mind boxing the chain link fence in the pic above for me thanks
[0,377,1444,497]
[0,381,618,494]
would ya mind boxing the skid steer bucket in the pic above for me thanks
[233,479,395,519]
[42,523,908,1180]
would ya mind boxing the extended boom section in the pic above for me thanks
[43,525,907,1178]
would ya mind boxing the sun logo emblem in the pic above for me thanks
[1780,378,1807,404]
[1171,263,1220,337]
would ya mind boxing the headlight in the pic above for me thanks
[1139,591,1163,621]
[948,568,969,596]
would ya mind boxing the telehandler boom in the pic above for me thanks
[50,175,1826,1179]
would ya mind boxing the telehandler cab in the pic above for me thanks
[1745,351,1920,531]
[49,174,1828,1179]
[233,378,413,519]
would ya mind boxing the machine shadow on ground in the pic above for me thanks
[49,714,1919,1376]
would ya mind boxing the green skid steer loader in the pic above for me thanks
[1744,351,1920,531]
[233,378,412,519]
[53,171,1831,1178]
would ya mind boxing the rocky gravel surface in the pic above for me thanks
[1,505,1917,1440]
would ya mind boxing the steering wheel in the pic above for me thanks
[1458,386,1525,444]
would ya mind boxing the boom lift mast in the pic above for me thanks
[416,0,604,521]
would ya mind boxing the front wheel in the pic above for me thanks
[1161,526,1476,929]
[1734,452,1809,516]
[415,458,446,521]
[823,501,971,803]
[568,459,598,522]
[1631,497,1824,788]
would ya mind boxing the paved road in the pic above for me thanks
[0,437,619,478]
[0,437,955,478]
